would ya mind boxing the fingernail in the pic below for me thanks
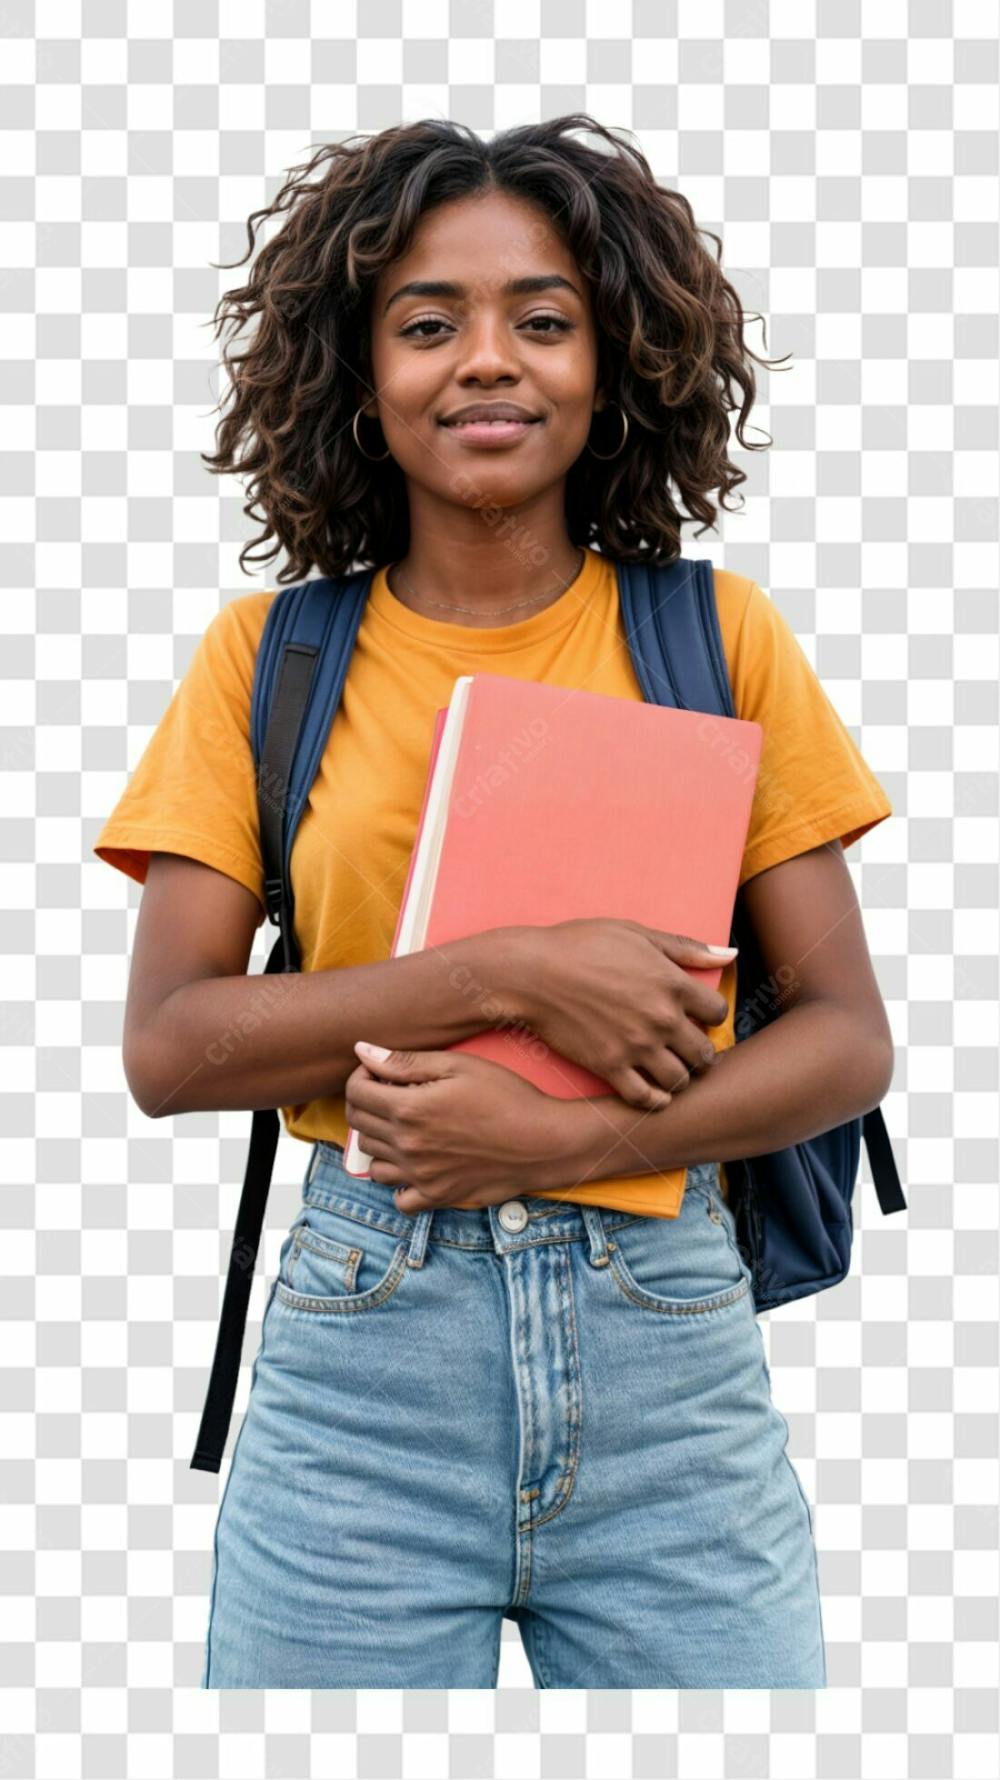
[706,944,738,955]
[356,1041,391,1060]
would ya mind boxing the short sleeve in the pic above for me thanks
[731,579,893,886]
[93,594,273,924]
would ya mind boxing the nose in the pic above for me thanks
[453,309,522,384]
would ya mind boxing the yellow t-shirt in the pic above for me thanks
[93,548,892,1217]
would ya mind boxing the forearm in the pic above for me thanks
[540,998,894,1191]
[134,925,532,1118]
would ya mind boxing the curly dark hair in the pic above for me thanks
[201,113,790,586]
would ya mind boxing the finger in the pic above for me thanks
[607,1065,673,1113]
[652,1024,721,1085]
[354,1042,455,1081]
[392,1181,432,1212]
[672,972,732,1024]
[632,938,734,1029]
[345,1105,397,1147]
[645,927,738,964]
[348,1070,420,1121]
[392,1181,495,1215]
[368,1158,408,1186]
[354,1133,399,1163]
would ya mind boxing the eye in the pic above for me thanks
[399,314,575,340]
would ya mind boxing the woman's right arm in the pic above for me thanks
[123,853,536,1119]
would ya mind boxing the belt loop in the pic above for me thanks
[581,1205,612,1267]
[405,1206,434,1269]
[306,1144,321,1186]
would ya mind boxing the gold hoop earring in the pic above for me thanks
[352,406,391,462]
[585,402,629,460]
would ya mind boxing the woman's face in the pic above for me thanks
[364,189,602,514]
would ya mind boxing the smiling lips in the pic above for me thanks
[440,406,543,446]
[441,402,542,426]
[444,418,540,446]
[448,417,539,426]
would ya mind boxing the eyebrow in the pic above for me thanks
[382,274,582,317]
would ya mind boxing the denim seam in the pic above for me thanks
[606,1261,750,1316]
[712,1194,756,1285]
[274,1242,409,1314]
[302,1187,641,1249]
[522,1242,583,1532]
[533,1613,554,1689]
[288,1228,363,1295]
[202,1277,279,1687]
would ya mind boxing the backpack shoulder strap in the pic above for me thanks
[189,567,373,1473]
[615,556,734,718]
[252,569,374,967]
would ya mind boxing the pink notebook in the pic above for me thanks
[344,672,762,1176]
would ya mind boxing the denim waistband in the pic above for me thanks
[301,1140,719,1253]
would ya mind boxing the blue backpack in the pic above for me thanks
[190,556,906,1473]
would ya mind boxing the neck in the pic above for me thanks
[388,491,585,628]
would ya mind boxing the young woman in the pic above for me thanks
[94,115,894,1689]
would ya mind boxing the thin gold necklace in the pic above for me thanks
[388,547,585,617]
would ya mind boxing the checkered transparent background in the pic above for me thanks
[4,0,999,1774]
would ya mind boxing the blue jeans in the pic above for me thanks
[201,1144,827,1689]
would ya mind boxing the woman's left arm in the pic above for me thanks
[539,840,896,1190]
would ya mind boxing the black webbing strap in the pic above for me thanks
[863,1105,907,1216]
[188,937,286,1473]
[189,636,318,1473]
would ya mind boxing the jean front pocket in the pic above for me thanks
[605,1171,750,1316]
[275,1197,409,1314]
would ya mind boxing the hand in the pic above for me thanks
[512,917,736,1113]
[344,1041,571,1213]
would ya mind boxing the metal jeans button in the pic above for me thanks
[498,1200,529,1233]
